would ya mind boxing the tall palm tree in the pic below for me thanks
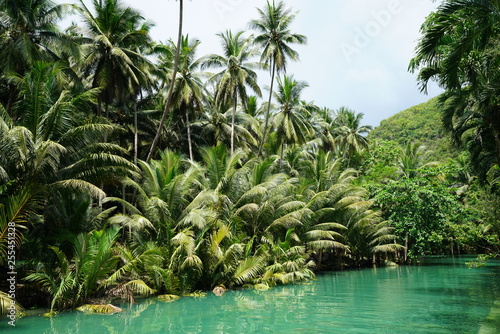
[272,75,313,161]
[147,0,184,161]
[77,0,156,118]
[409,0,500,173]
[249,0,307,156]
[157,36,206,161]
[203,30,262,155]
[334,107,372,167]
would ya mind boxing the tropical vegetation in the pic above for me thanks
[0,0,498,318]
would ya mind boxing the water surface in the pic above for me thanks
[2,256,499,333]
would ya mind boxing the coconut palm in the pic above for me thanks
[310,107,339,153]
[194,100,259,150]
[0,62,140,275]
[123,149,204,243]
[341,201,403,266]
[77,0,156,117]
[272,75,313,161]
[397,142,441,179]
[203,30,262,155]
[298,149,357,193]
[157,36,206,161]
[334,107,372,167]
[249,0,307,156]
[147,0,184,161]
[0,0,79,114]
[258,229,315,286]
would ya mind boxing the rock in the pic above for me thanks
[157,294,180,302]
[254,283,269,291]
[76,304,122,314]
[212,286,226,296]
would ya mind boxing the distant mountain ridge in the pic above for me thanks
[368,96,459,162]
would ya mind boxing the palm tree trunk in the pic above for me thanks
[231,91,237,155]
[134,100,138,165]
[186,107,193,161]
[404,232,408,262]
[6,84,17,120]
[280,142,284,168]
[258,60,276,157]
[147,0,183,161]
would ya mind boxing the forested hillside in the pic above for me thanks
[368,97,459,163]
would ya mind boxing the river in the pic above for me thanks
[2,256,499,333]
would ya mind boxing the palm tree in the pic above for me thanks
[147,0,184,161]
[409,0,500,172]
[0,62,139,274]
[341,202,403,266]
[203,30,262,155]
[0,0,78,114]
[249,0,307,156]
[26,228,121,312]
[334,107,372,167]
[77,0,156,118]
[272,75,313,161]
[157,36,206,161]
[194,99,259,151]
[398,141,440,178]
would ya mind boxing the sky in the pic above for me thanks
[63,0,442,128]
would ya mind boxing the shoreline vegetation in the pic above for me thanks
[1,0,500,322]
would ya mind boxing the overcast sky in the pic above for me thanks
[64,0,441,127]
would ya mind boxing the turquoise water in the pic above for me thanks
[2,257,499,333]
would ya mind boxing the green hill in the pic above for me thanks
[368,96,459,162]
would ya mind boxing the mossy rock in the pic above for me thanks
[157,294,180,302]
[254,283,269,291]
[42,311,58,317]
[385,260,398,267]
[76,304,122,314]
[242,284,254,290]
[182,291,206,298]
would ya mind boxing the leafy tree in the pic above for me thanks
[374,177,469,258]
[361,140,400,183]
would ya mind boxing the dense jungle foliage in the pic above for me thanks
[1,0,499,316]
[368,97,458,163]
